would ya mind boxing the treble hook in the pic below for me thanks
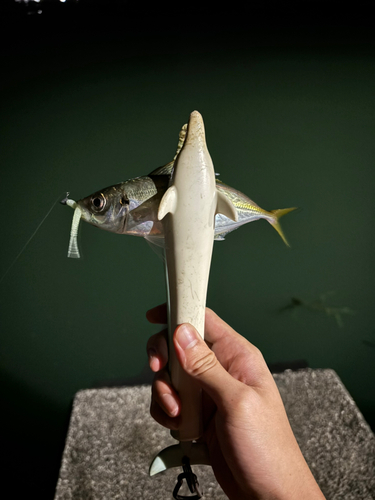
[172,456,202,500]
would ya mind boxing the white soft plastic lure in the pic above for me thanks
[148,112,238,487]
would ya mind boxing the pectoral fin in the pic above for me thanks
[158,185,178,220]
[216,190,238,222]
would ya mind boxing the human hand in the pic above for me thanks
[146,304,325,500]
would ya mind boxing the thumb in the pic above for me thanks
[174,323,239,409]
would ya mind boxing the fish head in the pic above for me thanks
[77,183,130,234]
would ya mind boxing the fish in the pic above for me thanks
[62,123,296,258]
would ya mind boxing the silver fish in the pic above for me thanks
[63,124,296,257]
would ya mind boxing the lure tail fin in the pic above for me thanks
[269,207,297,247]
[149,442,210,477]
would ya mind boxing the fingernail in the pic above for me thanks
[176,324,199,350]
[162,394,179,417]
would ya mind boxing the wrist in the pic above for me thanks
[275,469,325,500]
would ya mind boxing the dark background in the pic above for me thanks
[1,1,374,498]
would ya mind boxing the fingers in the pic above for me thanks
[147,305,272,426]
[146,329,168,372]
[147,304,252,363]
[152,370,181,417]
[146,303,167,324]
[147,326,181,430]
[150,369,181,430]
[173,323,244,411]
[150,399,180,430]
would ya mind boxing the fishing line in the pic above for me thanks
[0,192,65,284]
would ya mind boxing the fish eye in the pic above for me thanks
[91,194,106,212]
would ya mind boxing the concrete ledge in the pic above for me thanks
[54,369,375,499]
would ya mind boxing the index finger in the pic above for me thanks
[146,303,167,324]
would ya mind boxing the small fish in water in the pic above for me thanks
[62,124,296,258]
[280,292,356,328]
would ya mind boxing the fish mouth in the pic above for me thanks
[60,194,88,217]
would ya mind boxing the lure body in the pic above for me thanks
[157,111,237,442]
[149,111,237,480]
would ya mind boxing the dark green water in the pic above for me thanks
[1,9,374,498]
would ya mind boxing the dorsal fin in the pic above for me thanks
[148,161,174,176]
[174,123,187,160]
[148,123,187,177]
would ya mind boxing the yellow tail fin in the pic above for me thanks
[269,207,297,247]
